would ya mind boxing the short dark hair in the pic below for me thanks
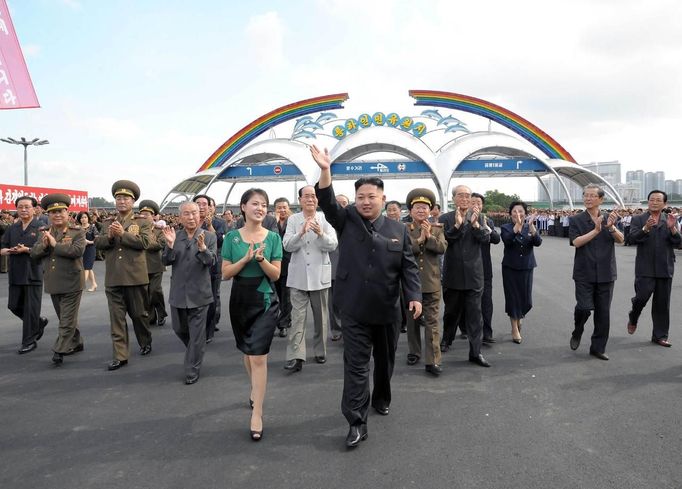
[432,203,441,211]
[583,184,605,198]
[471,192,485,205]
[273,197,289,206]
[15,195,37,207]
[354,177,384,191]
[508,200,528,215]
[385,200,401,211]
[648,190,667,202]
[192,194,214,206]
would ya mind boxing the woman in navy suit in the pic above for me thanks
[500,201,542,343]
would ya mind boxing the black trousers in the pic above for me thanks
[8,284,43,347]
[573,281,614,354]
[206,276,221,340]
[629,276,672,341]
[481,277,494,340]
[341,312,399,427]
[442,287,483,358]
[328,279,342,334]
[274,276,291,330]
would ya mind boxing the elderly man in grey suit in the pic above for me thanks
[162,202,217,384]
[283,185,338,372]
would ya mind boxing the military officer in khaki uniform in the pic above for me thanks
[30,194,86,365]
[95,180,153,371]
[138,199,168,327]
[404,188,447,375]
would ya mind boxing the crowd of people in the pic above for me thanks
[1,149,681,447]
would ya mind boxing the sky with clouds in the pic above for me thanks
[1,0,681,205]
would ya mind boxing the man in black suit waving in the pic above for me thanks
[311,145,422,448]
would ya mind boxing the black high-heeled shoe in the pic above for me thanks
[250,429,263,441]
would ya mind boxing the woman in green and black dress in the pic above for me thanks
[222,188,282,441]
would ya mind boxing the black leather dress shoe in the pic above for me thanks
[36,317,49,341]
[345,424,368,448]
[469,354,491,367]
[440,343,450,352]
[425,364,442,376]
[284,359,303,372]
[18,342,37,354]
[570,335,581,351]
[460,333,468,340]
[406,354,419,366]
[206,337,213,344]
[214,326,220,331]
[331,333,342,341]
[107,359,128,371]
[314,356,326,364]
[373,405,389,416]
[157,317,166,326]
[139,345,152,356]
[482,337,496,344]
[652,338,672,347]
[278,328,288,338]
[185,374,199,385]
[589,350,609,361]
[400,325,407,334]
[52,352,63,365]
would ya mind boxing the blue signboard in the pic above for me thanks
[331,160,431,175]
[218,164,303,179]
[456,158,545,172]
[217,158,546,180]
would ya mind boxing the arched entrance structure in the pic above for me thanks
[160,91,623,210]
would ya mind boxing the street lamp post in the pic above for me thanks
[0,136,50,186]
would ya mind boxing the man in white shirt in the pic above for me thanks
[282,185,338,372]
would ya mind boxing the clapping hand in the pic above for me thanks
[592,213,603,233]
[607,210,619,229]
[310,145,331,170]
[43,229,57,248]
[419,220,432,242]
[254,241,266,261]
[109,221,124,238]
[197,231,207,252]
[455,207,464,228]
[667,213,678,232]
[308,219,322,236]
[162,226,176,249]
[644,216,657,232]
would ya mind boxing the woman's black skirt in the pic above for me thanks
[229,276,279,355]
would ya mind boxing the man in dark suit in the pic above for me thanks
[273,197,292,338]
[193,195,226,343]
[1,195,48,354]
[30,193,85,365]
[311,145,422,448]
[568,185,623,360]
[162,201,217,384]
[440,185,491,367]
[472,193,501,343]
[626,190,681,347]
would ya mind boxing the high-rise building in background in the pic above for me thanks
[675,180,682,196]
[626,170,645,200]
[665,180,675,196]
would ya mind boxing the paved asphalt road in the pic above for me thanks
[1,236,681,489]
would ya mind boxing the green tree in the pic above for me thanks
[484,189,521,212]
[89,196,114,208]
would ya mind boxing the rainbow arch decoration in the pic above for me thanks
[409,90,576,163]
[197,93,349,172]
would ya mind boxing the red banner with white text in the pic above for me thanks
[0,0,40,109]
[0,183,88,211]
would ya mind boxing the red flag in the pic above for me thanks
[0,0,40,109]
